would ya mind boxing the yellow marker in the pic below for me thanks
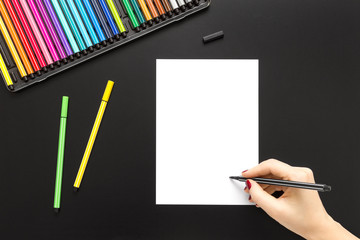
[0,52,13,90]
[0,14,26,78]
[74,80,114,190]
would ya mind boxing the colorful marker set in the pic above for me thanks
[0,0,210,92]
[54,81,113,212]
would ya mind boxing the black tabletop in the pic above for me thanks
[0,0,359,239]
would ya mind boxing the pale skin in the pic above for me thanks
[242,159,359,240]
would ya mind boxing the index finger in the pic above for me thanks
[242,159,293,180]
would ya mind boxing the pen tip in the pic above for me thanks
[73,187,79,192]
[54,208,60,213]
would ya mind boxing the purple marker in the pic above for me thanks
[35,0,68,63]
[43,0,74,60]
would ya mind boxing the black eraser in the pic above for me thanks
[203,31,224,43]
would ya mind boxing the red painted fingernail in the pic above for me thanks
[242,170,248,173]
[246,180,252,189]
[244,187,247,191]
[249,195,252,201]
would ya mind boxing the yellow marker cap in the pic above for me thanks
[102,80,114,102]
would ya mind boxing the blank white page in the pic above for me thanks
[156,59,258,205]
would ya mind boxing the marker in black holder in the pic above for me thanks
[1,0,211,92]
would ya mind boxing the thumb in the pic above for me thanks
[247,180,280,215]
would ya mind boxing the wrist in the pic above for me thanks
[305,215,357,240]
[305,214,336,240]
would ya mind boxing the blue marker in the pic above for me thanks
[82,0,107,45]
[98,0,119,38]
[90,0,114,41]
[74,0,100,48]
[59,0,87,52]
[68,0,93,50]
[129,0,146,25]
[51,0,80,56]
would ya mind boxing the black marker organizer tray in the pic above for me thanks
[0,0,210,92]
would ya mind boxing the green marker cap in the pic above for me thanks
[61,96,69,118]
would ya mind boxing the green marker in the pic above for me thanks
[54,96,69,213]
[121,0,140,31]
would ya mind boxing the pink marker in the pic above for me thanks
[19,0,53,66]
[27,0,59,63]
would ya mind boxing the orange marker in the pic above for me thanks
[145,0,160,22]
[0,0,34,77]
[153,0,166,19]
[137,0,153,23]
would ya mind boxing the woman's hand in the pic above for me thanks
[242,159,358,240]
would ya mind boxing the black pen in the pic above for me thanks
[229,176,331,192]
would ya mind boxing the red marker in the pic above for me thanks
[3,0,41,74]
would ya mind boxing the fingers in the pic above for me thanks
[242,159,293,180]
[246,179,281,216]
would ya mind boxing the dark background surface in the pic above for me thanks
[0,0,359,239]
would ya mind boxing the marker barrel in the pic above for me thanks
[13,0,47,68]
[59,0,87,51]
[130,0,146,24]
[106,0,127,33]
[74,0,100,45]
[0,52,13,88]
[83,0,107,42]
[74,81,114,189]
[145,0,159,18]
[3,0,40,72]
[153,0,166,16]
[20,0,54,65]
[137,0,153,22]
[0,14,27,77]
[54,96,69,211]
[28,0,60,62]
[68,0,93,48]
[121,0,140,29]
[35,0,67,60]
[90,0,113,40]
[160,0,172,14]
[0,0,34,75]
[99,0,119,36]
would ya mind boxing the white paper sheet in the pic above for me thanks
[156,59,259,205]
